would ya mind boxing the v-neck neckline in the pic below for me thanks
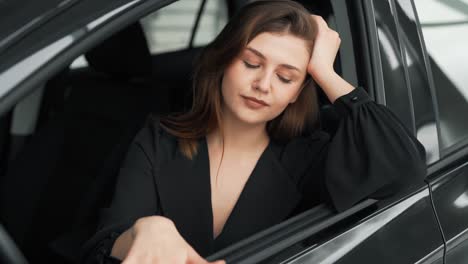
[201,136,272,241]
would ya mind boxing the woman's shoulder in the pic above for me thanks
[131,114,179,154]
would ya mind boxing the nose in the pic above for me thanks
[253,70,272,93]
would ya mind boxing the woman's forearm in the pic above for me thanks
[314,72,355,104]
[109,216,176,260]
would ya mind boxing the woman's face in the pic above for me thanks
[221,32,310,126]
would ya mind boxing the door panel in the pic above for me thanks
[429,164,468,263]
[287,190,443,263]
[447,237,468,263]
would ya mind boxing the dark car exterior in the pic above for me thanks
[0,0,467,263]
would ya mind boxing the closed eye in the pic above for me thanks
[243,60,260,69]
[277,75,292,84]
[243,60,292,84]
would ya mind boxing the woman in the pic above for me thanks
[81,0,426,263]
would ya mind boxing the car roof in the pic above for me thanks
[0,0,138,51]
[0,0,172,71]
[0,0,71,49]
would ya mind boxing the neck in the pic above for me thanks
[208,109,269,151]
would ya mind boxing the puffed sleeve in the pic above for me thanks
[296,86,427,213]
[80,116,162,263]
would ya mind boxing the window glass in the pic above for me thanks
[140,0,228,54]
[193,0,228,46]
[70,55,88,69]
[414,0,468,155]
[394,0,439,164]
[372,0,415,133]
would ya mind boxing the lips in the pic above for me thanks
[242,96,269,106]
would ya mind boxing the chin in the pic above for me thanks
[232,108,273,126]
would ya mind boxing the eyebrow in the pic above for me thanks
[245,47,301,72]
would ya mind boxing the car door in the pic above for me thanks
[411,0,468,263]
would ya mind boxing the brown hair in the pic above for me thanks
[161,0,319,159]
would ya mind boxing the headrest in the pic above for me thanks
[85,23,152,78]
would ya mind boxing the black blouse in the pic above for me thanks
[80,86,426,263]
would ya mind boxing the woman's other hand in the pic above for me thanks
[307,14,341,84]
[111,216,225,264]
[306,14,355,103]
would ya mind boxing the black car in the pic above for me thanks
[0,0,467,263]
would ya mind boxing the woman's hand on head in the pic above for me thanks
[307,14,341,84]
[117,216,225,264]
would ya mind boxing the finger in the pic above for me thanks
[310,14,323,20]
[310,15,327,26]
[315,21,329,35]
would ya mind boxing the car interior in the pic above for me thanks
[0,0,346,263]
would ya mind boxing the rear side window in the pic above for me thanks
[414,0,468,155]
[373,0,415,134]
[140,0,228,54]
[371,0,440,164]
[390,0,440,164]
